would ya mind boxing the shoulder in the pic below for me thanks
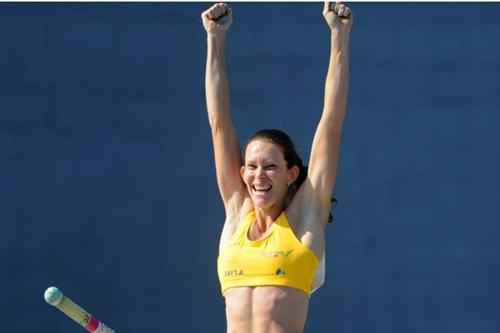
[286,183,331,231]
[219,197,253,251]
[285,191,327,258]
[222,192,251,223]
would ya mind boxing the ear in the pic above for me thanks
[240,165,246,181]
[288,165,300,183]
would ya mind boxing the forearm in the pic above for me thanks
[322,31,350,124]
[205,34,232,127]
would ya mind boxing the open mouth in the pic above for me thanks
[252,184,272,193]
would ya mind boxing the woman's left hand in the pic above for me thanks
[323,1,353,34]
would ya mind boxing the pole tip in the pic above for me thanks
[44,286,63,306]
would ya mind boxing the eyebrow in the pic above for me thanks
[246,159,278,164]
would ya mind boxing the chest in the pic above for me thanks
[220,222,317,275]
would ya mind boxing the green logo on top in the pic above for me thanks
[261,249,294,258]
[275,268,286,276]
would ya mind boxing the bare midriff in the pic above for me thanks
[224,286,309,333]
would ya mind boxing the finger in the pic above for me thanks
[207,3,226,20]
[337,6,345,17]
[335,2,345,15]
[342,7,351,18]
[201,6,212,19]
[218,3,230,17]
[336,3,351,18]
[206,7,215,20]
[333,2,340,14]
[225,6,232,19]
[209,6,221,20]
[216,3,228,17]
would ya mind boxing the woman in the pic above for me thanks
[201,2,352,332]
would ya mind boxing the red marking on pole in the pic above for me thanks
[85,315,99,332]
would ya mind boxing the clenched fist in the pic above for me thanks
[201,3,233,35]
[323,1,353,34]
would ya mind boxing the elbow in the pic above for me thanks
[209,116,221,134]
[208,116,231,135]
[321,112,346,127]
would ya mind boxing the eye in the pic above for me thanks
[265,164,277,170]
[246,163,257,170]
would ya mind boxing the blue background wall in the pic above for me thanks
[1,2,499,332]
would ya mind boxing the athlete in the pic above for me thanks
[201,2,352,332]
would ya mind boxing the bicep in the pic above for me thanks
[210,118,247,207]
[306,118,343,203]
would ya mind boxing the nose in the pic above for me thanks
[256,166,266,178]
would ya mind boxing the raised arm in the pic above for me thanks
[202,3,246,212]
[307,2,352,214]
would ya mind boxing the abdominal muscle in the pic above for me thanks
[224,285,309,333]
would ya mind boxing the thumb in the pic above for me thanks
[323,1,331,15]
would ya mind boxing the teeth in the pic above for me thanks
[253,185,271,192]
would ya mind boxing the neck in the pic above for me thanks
[253,206,283,232]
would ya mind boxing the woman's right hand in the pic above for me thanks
[201,3,233,35]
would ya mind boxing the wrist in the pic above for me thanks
[207,33,227,50]
[330,29,350,40]
[207,31,227,40]
[330,31,350,49]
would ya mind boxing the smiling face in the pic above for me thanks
[241,139,299,211]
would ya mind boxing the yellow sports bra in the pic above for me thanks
[217,211,320,295]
